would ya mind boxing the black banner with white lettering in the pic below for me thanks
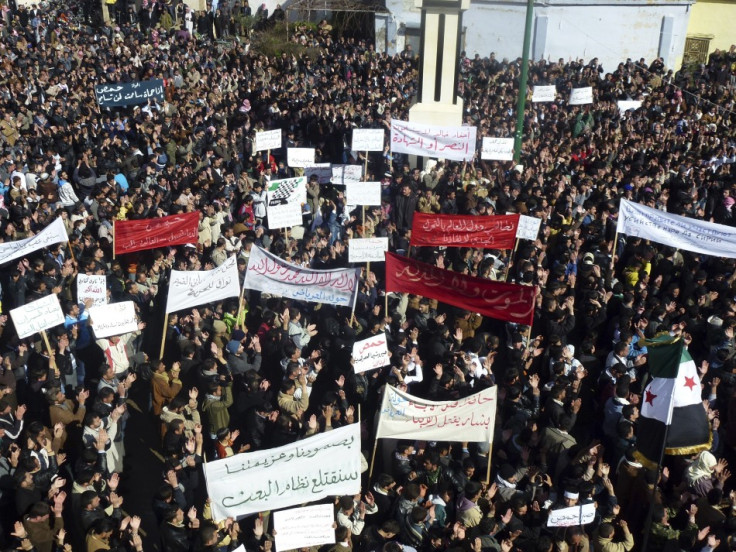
[95,79,165,107]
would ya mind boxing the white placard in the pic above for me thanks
[76,274,107,307]
[10,293,65,339]
[617,199,736,259]
[331,165,363,185]
[569,87,593,105]
[349,238,388,263]
[305,164,332,184]
[166,255,240,313]
[0,217,68,265]
[376,385,496,442]
[391,120,477,162]
[204,424,361,520]
[352,333,391,373]
[245,246,360,308]
[274,505,336,552]
[287,148,316,168]
[547,503,596,527]
[266,177,306,230]
[351,128,385,151]
[345,182,381,206]
[532,85,556,102]
[516,215,542,241]
[89,301,138,338]
[617,100,642,115]
[481,137,514,161]
[254,129,282,152]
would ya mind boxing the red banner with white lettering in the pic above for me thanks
[410,213,519,249]
[114,212,199,255]
[385,252,535,325]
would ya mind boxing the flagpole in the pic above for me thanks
[609,230,619,272]
[159,314,168,359]
[639,352,678,552]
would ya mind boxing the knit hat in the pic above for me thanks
[226,340,240,355]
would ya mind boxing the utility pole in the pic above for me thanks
[513,0,534,163]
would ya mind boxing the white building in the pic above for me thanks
[375,0,694,72]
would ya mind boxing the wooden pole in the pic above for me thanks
[40,330,58,375]
[368,438,379,481]
[610,230,619,272]
[112,219,116,260]
[485,440,494,485]
[159,315,168,359]
[504,238,520,282]
[67,240,76,264]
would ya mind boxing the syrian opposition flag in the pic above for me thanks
[634,336,711,470]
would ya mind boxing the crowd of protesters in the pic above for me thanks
[0,0,736,551]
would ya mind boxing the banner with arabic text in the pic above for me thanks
[10,293,65,339]
[95,79,165,107]
[352,333,390,373]
[410,213,519,249]
[376,385,496,442]
[166,256,240,313]
[204,424,361,520]
[89,302,138,339]
[617,199,736,259]
[114,212,199,256]
[244,246,360,308]
[385,252,535,325]
[390,119,477,162]
[0,217,68,265]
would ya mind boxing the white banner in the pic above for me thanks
[245,246,360,308]
[516,215,542,241]
[618,199,736,259]
[89,301,138,338]
[617,100,642,115]
[267,177,306,230]
[10,293,65,339]
[569,87,593,105]
[532,85,556,103]
[352,333,390,373]
[349,238,388,263]
[547,503,596,527]
[481,137,514,161]
[204,424,361,520]
[274,505,336,552]
[166,255,240,313]
[345,182,381,206]
[305,164,332,184]
[0,217,68,265]
[254,129,282,152]
[351,128,385,151]
[76,274,107,307]
[390,120,477,162]
[58,183,80,207]
[331,165,363,185]
[376,385,496,442]
[287,148,316,168]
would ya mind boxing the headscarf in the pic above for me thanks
[685,450,717,485]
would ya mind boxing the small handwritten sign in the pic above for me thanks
[352,333,390,373]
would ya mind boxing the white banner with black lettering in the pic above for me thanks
[77,274,107,306]
[351,129,385,151]
[274,504,336,552]
[516,215,542,241]
[331,165,363,185]
[547,503,596,527]
[391,120,477,162]
[204,424,361,520]
[0,217,68,265]
[376,385,496,442]
[617,199,736,259]
[10,293,65,339]
[569,87,593,105]
[532,86,556,102]
[255,129,282,152]
[345,182,381,206]
[245,246,360,308]
[287,148,316,168]
[352,333,390,373]
[481,137,514,161]
[166,255,241,313]
[89,301,138,338]
[348,238,388,263]
[305,164,332,184]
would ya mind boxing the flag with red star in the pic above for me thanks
[634,337,711,470]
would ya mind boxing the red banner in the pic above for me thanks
[114,212,199,255]
[410,213,519,249]
[385,252,536,325]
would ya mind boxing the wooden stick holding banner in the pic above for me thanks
[610,230,619,271]
[485,440,494,485]
[159,315,168,359]
[40,330,58,375]
[67,239,76,263]
[368,438,378,481]
[504,238,519,282]
[112,219,116,260]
